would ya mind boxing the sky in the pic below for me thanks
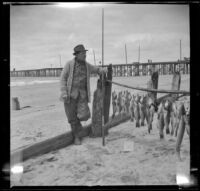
[10,3,190,70]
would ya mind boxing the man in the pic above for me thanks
[60,44,107,145]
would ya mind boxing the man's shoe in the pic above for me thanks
[74,137,81,145]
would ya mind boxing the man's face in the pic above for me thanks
[76,51,86,61]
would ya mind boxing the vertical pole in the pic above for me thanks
[104,64,112,124]
[102,8,105,146]
[180,39,182,61]
[125,44,127,65]
[59,54,62,68]
[138,43,140,63]
[93,50,96,66]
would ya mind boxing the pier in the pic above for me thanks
[10,60,190,78]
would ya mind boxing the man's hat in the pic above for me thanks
[73,44,88,55]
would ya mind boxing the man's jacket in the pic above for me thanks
[60,58,101,103]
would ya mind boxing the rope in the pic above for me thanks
[106,80,190,95]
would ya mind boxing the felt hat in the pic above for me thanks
[73,44,88,55]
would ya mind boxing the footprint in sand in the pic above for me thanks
[152,153,159,157]
[168,138,175,142]
[94,162,102,167]
[36,132,43,138]
[140,158,148,163]
[120,171,139,184]
[147,148,153,152]
[24,165,35,173]
[182,150,189,155]
[21,106,31,109]
[51,150,59,154]
[23,137,31,141]
[46,157,58,162]
[39,156,58,165]
[46,104,55,107]
[142,132,148,136]
[121,175,131,183]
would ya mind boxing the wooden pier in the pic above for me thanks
[10,60,190,78]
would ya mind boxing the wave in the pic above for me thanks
[10,79,59,87]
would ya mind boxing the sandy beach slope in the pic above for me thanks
[10,75,190,186]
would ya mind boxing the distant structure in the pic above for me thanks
[10,60,190,78]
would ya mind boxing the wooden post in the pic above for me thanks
[171,71,181,100]
[135,64,139,76]
[12,97,20,110]
[184,62,186,74]
[130,66,132,76]
[152,71,159,100]
[91,74,108,137]
[117,66,119,77]
[91,79,103,137]
[186,63,188,74]
[104,64,112,124]
[147,71,159,101]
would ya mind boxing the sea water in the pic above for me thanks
[10,77,60,87]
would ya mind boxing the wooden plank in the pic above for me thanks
[11,113,130,162]
[11,124,91,162]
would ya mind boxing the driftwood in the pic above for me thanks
[11,113,130,162]
[11,125,91,163]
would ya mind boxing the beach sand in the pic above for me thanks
[10,75,190,186]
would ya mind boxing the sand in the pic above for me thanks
[10,75,190,186]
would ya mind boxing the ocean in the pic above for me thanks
[10,77,60,87]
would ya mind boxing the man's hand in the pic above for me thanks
[99,67,108,75]
[63,94,70,103]
[60,93,70,103]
